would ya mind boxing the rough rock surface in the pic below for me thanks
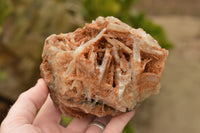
[40,16,168,118]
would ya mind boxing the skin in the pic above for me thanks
[0,79,135,133]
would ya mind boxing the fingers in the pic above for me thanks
[1,79,48,129]
[33,95,66,133]
[86,116,111,133]
[103,110,135,133]
[64,117,94,133]
[34,95,94,133]
[33,95,62,125]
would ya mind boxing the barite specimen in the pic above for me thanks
[40,16,168,118]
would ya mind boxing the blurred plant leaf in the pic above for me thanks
[123,122,135,133]
[0,27,2,35]
[118,0,137,9]
[0,0,12,25]
[0,0,12,36]
[0,68,7,81]
[60,115,73,127]
[83,0,121,21]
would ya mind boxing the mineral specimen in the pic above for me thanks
[40,16,168,118]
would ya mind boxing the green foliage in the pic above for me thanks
[0,68,7,81]
[0,0,12,35]
[123,122,135,133]
[82,0,173,49]
[83,0,121,20]
[0,0,12,25]
[60,115,73,127]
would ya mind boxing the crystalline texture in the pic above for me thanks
[40,16,168,118]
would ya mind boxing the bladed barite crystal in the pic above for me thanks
[40,16,168,118]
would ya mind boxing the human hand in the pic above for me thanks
[1,79,135,133]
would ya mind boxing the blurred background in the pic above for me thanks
[0,0,199,132]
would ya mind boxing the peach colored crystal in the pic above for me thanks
[40,16,168,118]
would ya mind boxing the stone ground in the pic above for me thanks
[134,0,200,17]
[132,16,200,133]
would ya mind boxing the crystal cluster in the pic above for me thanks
[40,16,168,118]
